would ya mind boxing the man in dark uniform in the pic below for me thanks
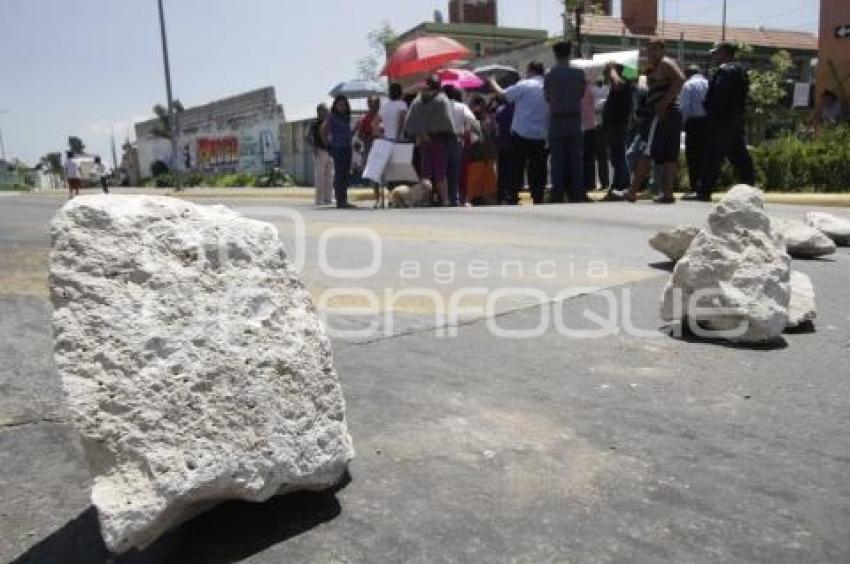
[683,41,755,202]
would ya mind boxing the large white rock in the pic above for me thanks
[649,225,701,262]
[804,212,850,245]
[661,186,791,343]
[787,271,817,329]
[49,196,354,553]
[772,218,836,258]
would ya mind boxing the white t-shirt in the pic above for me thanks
[378,99,408,141]
[590,84,610,113]
[64,159,81,179]
[449,101,476,136]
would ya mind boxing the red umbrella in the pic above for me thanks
[381,36,471,79]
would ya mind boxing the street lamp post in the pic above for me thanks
[156,0,181,190]
[722,0,727,41]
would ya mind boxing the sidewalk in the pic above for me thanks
[24,186,850,207]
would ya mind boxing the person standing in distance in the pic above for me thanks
[686,41,754,202]
[64,151,82,199]
[544,41,586,203]
[321,95,357,209]
[489,61,550,205]
[602,63,634,195]
[93,156,109,194]
[306,104,334,205]
[618,39,685,204]
[404,75,456,205]
[679,65,709,199]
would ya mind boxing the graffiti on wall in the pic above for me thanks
[196,136,239,170]
[138,117,282,178]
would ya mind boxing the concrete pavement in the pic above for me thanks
[1,193,849,563]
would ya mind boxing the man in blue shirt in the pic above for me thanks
[679,65,709,199]
[545,40,587,203]
[489,61,549,204]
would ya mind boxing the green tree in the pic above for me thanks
[42,152,62,174]
[357,21,396,81]
[747,50,795,142]
[68,136,85,154]
[151,100,184,139]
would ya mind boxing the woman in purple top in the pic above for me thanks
[322,95,356,209]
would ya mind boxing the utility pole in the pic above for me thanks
[0,109,9,161]
[722,0,727,41]
[110,126,119,171]
[575,4,584,47]
[156,0,181,190]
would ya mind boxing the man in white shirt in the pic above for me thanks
[93,156,109,194]
[679,65,709,197]
[64,151,82,198]
[379,83,408,142]
[362,83,411,194]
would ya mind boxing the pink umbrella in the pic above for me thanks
[437,68,484,90]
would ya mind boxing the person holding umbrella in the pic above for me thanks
[321,95,356,209]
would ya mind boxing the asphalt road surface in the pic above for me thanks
[2,191,849,563]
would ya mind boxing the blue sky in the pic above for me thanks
[0,0,820,165]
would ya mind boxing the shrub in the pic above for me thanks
[150,160,170,177]
[253,168,296,187]
[154,173,174,188]
[752,125,850,192]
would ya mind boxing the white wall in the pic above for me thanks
[137,114,282,179]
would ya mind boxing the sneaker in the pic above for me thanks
[611,189,637,203]
[680,191,711,202]
[653,194,676,204]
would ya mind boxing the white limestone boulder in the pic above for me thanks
[772,218,836,258]
[49,195,354,553]
[787,271,817,329]
[649,225,701,262]
[661,185,791,344]
[804,212,850,245]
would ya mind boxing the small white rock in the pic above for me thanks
[772,218,836,258]
[649,226,701,262]
[804,212,850,245]
[787,271,817,329]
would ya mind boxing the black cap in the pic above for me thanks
[710,41,737,55]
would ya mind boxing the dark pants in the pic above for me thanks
[510,133,548,205]
[99,177,109,194]
[685,117,708,194]
[330,146,352,207]
[582,128,598,192]
[497,146,513,205]
[550,132,584,203]
[447,136,463,206]
[700,116,755,197]
[606,123,630,190]
[594,123,610,188]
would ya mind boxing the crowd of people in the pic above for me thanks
[305,38,760,209]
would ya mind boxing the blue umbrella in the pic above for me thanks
[329,79,387,99]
